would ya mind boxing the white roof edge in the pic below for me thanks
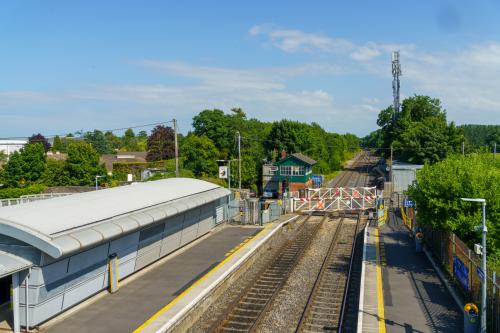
[0,220,62,258]
[53,186,229,257]
[0,250,32,278]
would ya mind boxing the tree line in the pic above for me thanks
[0,108,359,197]
[364,94,499,265]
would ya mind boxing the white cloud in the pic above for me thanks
[0,91,56,107]
[249,25,411,63]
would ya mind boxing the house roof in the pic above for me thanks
[278,153,317,166]
[0,178,229,259]
[100,151,148,171]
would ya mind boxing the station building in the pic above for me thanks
[0,178,231,331]
[262,151,317,197]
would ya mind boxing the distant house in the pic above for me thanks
[0,139,27,158]
[100,152,148,173]
[46,151,68,161]
[262,151,317,197]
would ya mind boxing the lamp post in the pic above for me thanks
[461,197,487,333]
[95,175,105,191]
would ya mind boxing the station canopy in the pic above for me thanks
[0,178,229,259]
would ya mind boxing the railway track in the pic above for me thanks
[295,214,361,333]
[211,214,328,333]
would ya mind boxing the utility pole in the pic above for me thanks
[392,50,402,120]
[462,141,465,156]
[173,118,179,177]
[494,142,497,159]
[237,131,241,189]
[228,160,231,192]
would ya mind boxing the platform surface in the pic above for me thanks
[43,225,262,333]
[360,210,463,333]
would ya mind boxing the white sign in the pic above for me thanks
[218,166,228,179]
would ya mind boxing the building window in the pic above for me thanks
[280,166,292,176]
[292,166,304,175]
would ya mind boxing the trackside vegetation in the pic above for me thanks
[408,154,500,265]
[0,108,359,197]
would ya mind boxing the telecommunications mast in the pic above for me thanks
[391,50,402,119]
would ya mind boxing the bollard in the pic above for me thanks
[463,303,479,333]
[415,231,424,253]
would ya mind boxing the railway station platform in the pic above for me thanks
[41,215,299,333]
[358,209,463,333]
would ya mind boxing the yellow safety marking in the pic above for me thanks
[374,228,386,333]
[133,223,274,333]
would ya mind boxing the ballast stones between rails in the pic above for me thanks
[212,215,327,333]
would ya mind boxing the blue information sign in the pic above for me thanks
[312,175,323,187]
[404,199,414,207]
[453,256,469,291]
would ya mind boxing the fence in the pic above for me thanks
[0,193,73,207]
[423,225,500,332]
[230,199,283,225]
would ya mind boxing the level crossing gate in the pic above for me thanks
[292,187,377,212]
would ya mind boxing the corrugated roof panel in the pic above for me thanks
[112,217,139,233]
[92,223,122,240]
[0,250,32,278]
[147,208,167,221]
[130,212,154,227]
[69,229,104,248]
[162,205,179,217]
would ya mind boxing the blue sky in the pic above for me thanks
[1,1,499,137]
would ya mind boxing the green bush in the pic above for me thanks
[0,184,46,199]
[408,153,500,262]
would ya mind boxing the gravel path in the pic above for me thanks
[256,218,340,333]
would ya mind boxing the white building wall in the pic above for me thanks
[0,140,28,156]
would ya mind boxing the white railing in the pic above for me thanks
[292,187,377,212]
[0,193,73,208]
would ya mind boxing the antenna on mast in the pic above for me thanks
[392,50,402,120]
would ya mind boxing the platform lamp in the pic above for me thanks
[461,197,487,333]
[95,175,105,191]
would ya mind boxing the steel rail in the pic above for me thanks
[210,213,328,333]
[338,213,362,333]
[295,213,361,333]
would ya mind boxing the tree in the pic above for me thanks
[65,142,106,186]
[3,144,46,187]
[192,109,232,153]
[29,133,51,152]
[42,160,70,186]
[84,130,113,155]
[104,131,121,151]
[122,128,139,151]
[408,154,500,261]
[182,135,219,177]
[374,95,464,164]
[51,135,65,152]
[146,125,175,161]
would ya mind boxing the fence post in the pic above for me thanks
[468,248,473,297]
[451,234,456,278]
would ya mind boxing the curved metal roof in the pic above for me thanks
[0,178,229,259]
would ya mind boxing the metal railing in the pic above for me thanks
[0,193,73,207]
[423,225,500,332]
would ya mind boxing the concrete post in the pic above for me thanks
[12,272,20,333]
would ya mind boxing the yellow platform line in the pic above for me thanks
[133,223,273,332]
[374,228,386,333]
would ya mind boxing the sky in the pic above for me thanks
[0,1,499,138]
